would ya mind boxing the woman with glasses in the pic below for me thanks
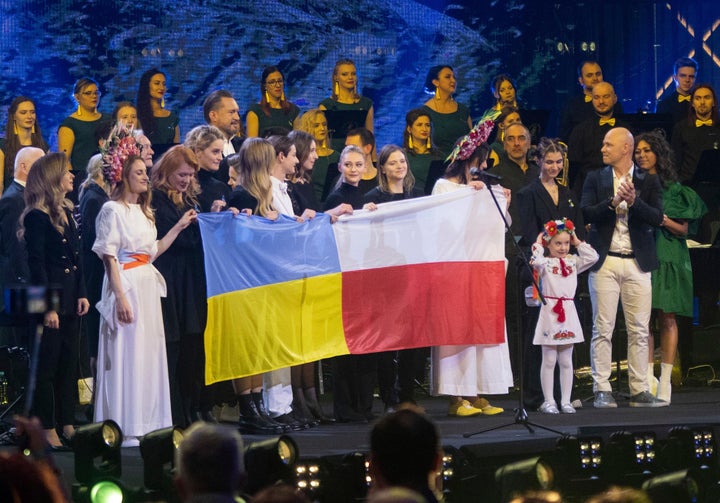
[57,77,111,201]
[245,66,300,138]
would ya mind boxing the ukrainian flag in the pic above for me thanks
[198,187,507,383]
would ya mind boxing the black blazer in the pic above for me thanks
[516,177,585,248]
[23,208,86,315]
[581,166,663,272]
[0,185,29,286]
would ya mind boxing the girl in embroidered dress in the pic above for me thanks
[531,218,598,414]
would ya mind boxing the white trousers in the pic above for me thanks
[588,256,651,396]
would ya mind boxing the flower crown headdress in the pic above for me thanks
[101,123,141,185]
[542,218,575,244]
[445,108,501,164]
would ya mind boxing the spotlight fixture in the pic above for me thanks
[140,426,184,496]
[295,459,321,498]
[603,431,656,484]
[244,435,299,494]
[660,426,717,472]
[642,468,708,503]
[556,435,603,480]
[73,420,123,483]
[495,456,554,502]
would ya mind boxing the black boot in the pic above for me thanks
[304,387,335,424]
[292,389,320,427]
[251,392,292,432]
[237,394,284,435]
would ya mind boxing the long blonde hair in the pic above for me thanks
[19,152,72,239]
[235,137,275,217]
[151,145,201,209]
[111,155,154,221]
[298,108,329,148]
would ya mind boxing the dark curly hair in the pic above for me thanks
[634,131,677,188]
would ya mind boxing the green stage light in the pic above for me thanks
[642,469,701,503]
[90,480,124,503]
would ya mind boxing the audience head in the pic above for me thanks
[72,77,101,111]
[112,101,138,130]
[503,122,531,164]
[235,137,276,217]
[203,89,241,138]
[672,57,698,94]
[298,108,330,149]
[577,60,603,93]
[331,58,359,100]
[252,484,311,503]
[134,131,155,168]
[260,65,289,108]
[423,65,455,95]
[633,131,676,186]
[377,144,415,193]
[345,127,375,159]
[367,487,428,503]
[268,134,298,178]
[584,486,650,503]
[535,137,567,183]
[287,129,317,181]
[601,127,634,169]
[80,153,111,199]
[338,144,366,186]
[509,490,564,503]
[403,108,433,153]
[492,74,517,106]
[690,83,718,123]
[13,146,45,182]
[183,125,225,172]
[369,408,441,494]
[151,145,201,206]
[591,82,617,117]
[174,422,245,500]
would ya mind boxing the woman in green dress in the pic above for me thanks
[136,68,180,149]
[634,131,707,404]
[245,66,300,138]
[402,108,442,195]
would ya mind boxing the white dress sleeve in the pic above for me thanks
[93,203,122,259]
[530,242,547,268]
[574,241,600,274]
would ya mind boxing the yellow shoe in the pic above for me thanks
[472,397,504,415]
[448,400,483,417]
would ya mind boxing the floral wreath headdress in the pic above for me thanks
[445,108,501,164]
[101,123,142,185]
[542,218,575,244]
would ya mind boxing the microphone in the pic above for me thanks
[470,168,503,185]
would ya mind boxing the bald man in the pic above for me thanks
[1,147,45,327]
[568,82,629,197]
[581,128,666,408]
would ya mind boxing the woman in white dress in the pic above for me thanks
[430,117,514,417]
[93,135,195,446]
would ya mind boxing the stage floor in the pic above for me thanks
[40,384,720,492]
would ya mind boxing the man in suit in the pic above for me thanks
[559,60,623,141]
[581,128,666,408]
[0,147,45,335]
[204,90,244,183]
[568,82,629,199]
[656,57,698,125]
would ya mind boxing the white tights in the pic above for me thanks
[541,344,574,405]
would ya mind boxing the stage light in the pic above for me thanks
[642,468,703,503]
[139,426,184,496]
[73,420,123,484]
[556,435,603,480]
[581,41,589,51]
[495,456,554,502]
[660,426,717,472]
[603,431,656,484]
[244,434,299,494]
[295,459,321,497]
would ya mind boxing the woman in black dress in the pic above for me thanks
[516,138,584,410]
[151,145,215,426]
[136,68,180,150]
[20,152,89,449]
[184,125,230,213]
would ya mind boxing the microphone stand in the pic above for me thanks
[463,172,565,437]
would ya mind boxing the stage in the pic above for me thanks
[38,383,720,501]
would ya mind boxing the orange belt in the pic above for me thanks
[122,253,150,270]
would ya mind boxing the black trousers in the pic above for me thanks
[31,315,79,428]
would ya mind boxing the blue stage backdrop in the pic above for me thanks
[1,1,719,151]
